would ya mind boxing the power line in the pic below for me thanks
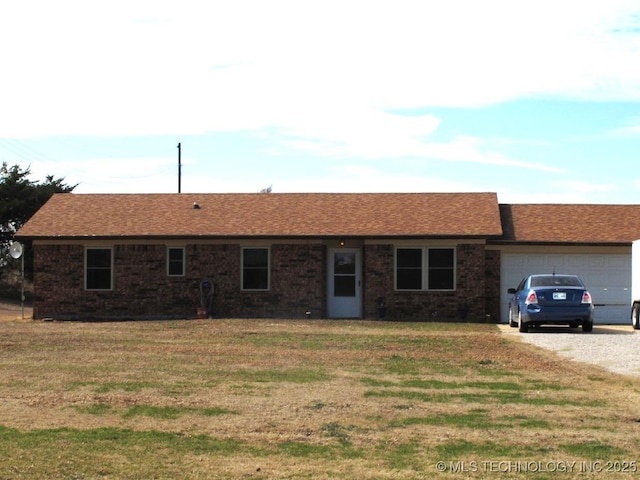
[0,138,58,164]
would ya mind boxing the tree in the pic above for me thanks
[0,162,76,276]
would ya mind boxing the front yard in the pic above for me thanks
[1,317,640,478]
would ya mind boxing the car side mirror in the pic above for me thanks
[507,288,516,294]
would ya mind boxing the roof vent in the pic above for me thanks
[193,202,201,210]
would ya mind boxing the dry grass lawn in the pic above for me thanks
[2,303,640,479]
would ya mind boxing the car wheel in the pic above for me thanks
[582,320,593,333]
[518,312,528,333]
[509,307,517,327]
[633,304,640,330]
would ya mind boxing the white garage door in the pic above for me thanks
[500,253,631,325]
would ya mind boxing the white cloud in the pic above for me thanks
[279,127,564,171]
[610,119,640,137]
[29,152,630,204]
[498,179,620,204]
[2,0,639,138]
[237,163,470,194]
[278,109,441,158]
[1,0,639,194]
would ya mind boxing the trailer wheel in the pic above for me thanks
[633,303,640,330]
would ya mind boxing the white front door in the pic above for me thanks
[327,248,362,318]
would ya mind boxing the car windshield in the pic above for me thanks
[530,275,582,288]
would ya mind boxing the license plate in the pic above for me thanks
[553,292,567,300]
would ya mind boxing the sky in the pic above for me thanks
[1,0,639,204]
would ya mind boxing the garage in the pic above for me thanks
[500,250,631,325]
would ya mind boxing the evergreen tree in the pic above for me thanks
[0,162,76,275]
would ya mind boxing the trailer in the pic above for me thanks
[632,240,640,329]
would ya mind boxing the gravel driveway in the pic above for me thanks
[499,324,640,378]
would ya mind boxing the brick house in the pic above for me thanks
[15,192,640,323]
[15,192,503,321]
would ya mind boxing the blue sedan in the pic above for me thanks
[508,274,594,333]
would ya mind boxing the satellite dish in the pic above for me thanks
[9,242,23,259]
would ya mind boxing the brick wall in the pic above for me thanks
[33,241,493,321]
[32,243,326,320]
[363,244,394,318]
[484,249,501,322]
[33,244,85,319]
[210,244,325,318]
[362,243,492,322]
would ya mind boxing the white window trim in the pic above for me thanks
[85,247,114,291]
[394,246,456,291]
[241,246,271,291]
[167,246,186,277]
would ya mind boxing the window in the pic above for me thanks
[242,247,269,290]
[333,251,357,296]
[396,248,423,290]
[86,248,112,290]
[395,247,455,291]
[428,248,455,290]
[167,247,185,276]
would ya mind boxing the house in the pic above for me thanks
[14,192,640,323]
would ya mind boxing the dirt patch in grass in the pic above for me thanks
[0,298,31,322]
[1,315,640,478]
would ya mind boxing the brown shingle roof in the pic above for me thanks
[16,192,503,239]
[498,204,640,244]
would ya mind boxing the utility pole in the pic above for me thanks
[177,142,182,193]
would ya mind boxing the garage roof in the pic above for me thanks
[16,192,503,239]
[498,204,640,244]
